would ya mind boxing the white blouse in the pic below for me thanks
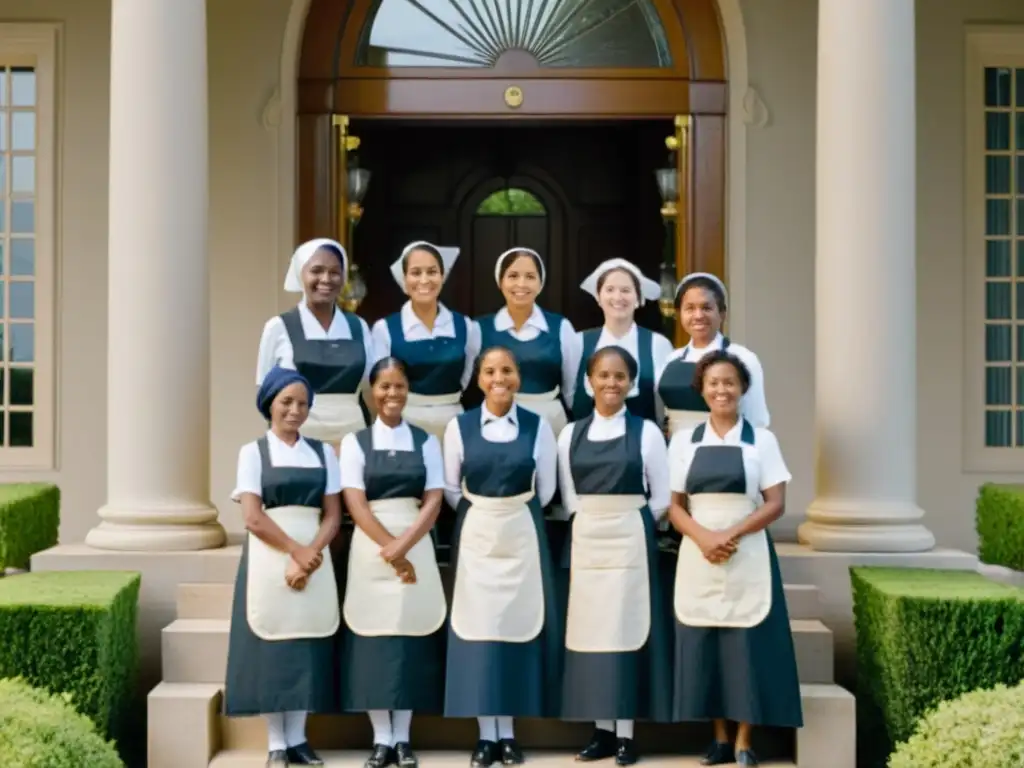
[232,430,342,501]
[371,301,482,392]
[579,323,675,421]
[442,403,558,510]
[668,419,791,502]
[338,418,444,492]
[655,332,771,428]
[256,302,374,386]
[492,306,582,403]
[556,408,670,519]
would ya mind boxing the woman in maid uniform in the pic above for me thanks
[339,356,447,768]
[656,272,769,436]
[571,259,674,425]
[442,346,562,767]
[257,238,374,450]
[477,247,581,436]
[667,350,801,767]
[371,241,481,441]
[225,366,343,768]
[557,346,672,766]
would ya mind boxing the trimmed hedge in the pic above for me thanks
[976,483,1024,570]
[0,483,59,570]
[0,677,123,767]
[889,681,1024,767]
[851,567,1024,767]
[0,571,140,743]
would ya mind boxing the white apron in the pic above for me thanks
[450,483,545,643]
[665,408,709,437]
[343,497,447,637]
[246,505,340,641]
[303,393,366,444]
[566,494,650,653]
[673,493,772,628]
[405,392,463,443]
[516,388,568,437]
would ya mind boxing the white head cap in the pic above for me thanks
[579,258,661,305]
[675,271,728,304]
[283,238,348,294]
[494,247,545,287]
[390,241,461,292]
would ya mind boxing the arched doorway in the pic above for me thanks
[297,0,727,331]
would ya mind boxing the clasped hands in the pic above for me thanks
[380,538,417,584]
[694,526,741,564]
[285,545,323,591]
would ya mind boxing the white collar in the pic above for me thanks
[297,301,344,331]
[481,403,518,425]
[686,332,725,354]
[698,417,744,444]
[266,430,306,450]
[601,322,637,342]
[401,301,453,333]
[593,406,627,423]
[373,417,407,435]
[494,305,548,333]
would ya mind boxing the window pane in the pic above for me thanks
[988,155,1011,193]
[9,367,31,407]
[11,201,32,234]
[11,239,33,276]
[986,282,1013,319]
[11,112,34,152]
[9,411,32,447]
[988,324,1013,361]
[11,156,33,194]
[987,199,1011,235]
[986,410,1013,446]
[989,240,1012,276]
[10,323,32,362]
[986,67,1012,107]
[11,69,35,108]
[988,111,1011,149]
[9,282,32,319]
[358,0,673,68]
[477,188,547,215]
[986,366,1012,405]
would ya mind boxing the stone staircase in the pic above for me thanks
[147,549,855,767]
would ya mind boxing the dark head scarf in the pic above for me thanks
[257,366,314,420]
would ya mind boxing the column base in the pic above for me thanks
[87,501,227,551]
[798,496,936,552]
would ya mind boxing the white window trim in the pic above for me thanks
[964,27,1024,472]
[0,24,59,469]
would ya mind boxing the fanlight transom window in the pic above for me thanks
[357,0,672,68]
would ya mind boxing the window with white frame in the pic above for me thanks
[0,26,57,468]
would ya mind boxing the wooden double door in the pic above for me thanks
[352,120,669,333]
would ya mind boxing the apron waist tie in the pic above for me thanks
[577,495,647,515]
[688,493,757,528]
[462,486,535,513]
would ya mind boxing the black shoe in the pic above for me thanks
[736,749,758,766]
[615,738,638,766]
[471,740,499,767]
[498,738,524,765]
[286,742,324,766]
[365,744,396,768]
[576,729,617,761]
[700,742,735,766]
[395,742,419,768]
[266,750,289,768]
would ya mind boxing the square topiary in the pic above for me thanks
[0,570,140,746]
[977,483,1024,571]
[852,567,1024,767]
[0,483,59,570]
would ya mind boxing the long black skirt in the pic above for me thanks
[561,507,673,722]
[224,538,337,716]
[672,532,803,727]
[341,628,445,712]
[443,498,564,718]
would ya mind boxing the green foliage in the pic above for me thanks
[0,571,140,744]
[888,681,1024,767]
[0,677,123,767]
[976,483,1024,570]
[476,187,546,215]
[0,483,59,570]
[851,567,1024,767]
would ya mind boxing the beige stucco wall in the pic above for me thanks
[6,0,1022,552]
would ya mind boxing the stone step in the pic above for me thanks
[147,682,223,768]
[161,616,833,688]
[176,581,823,622]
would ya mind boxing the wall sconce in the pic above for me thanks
[340,161,371,312]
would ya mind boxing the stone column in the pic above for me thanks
[798,0,934,552]
[86,0,225,551]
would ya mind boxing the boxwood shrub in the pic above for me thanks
[0,677,123,767]
[851,567,1024,767]
[976,483,1024,570]
[0,570,140,744]
[0,483,59,570]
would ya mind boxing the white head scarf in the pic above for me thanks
[389,241,460,292]
[580,258,661,306]
[494,247,545,287]
[675,271,728,305]
[283,238,347,294]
